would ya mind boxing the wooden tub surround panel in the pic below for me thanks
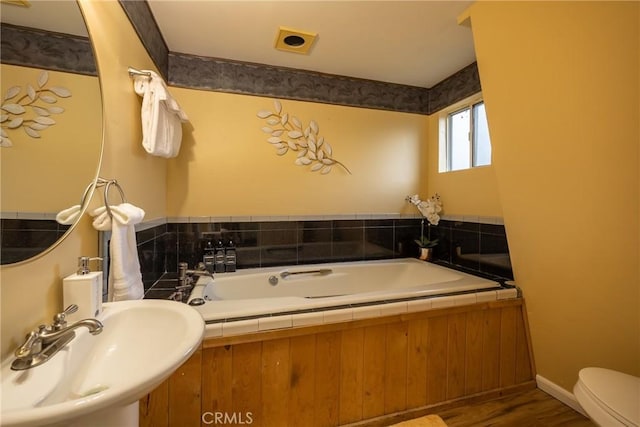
[139,299,536,427]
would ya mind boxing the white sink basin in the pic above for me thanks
[1,300,204,427]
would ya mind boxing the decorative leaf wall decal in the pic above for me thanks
[1,70,72,147]
[5,86,20,101]
[257,99,351,175]
[49,87,71,97]
[37,71,48,88]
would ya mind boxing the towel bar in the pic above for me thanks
[127,66,152,78]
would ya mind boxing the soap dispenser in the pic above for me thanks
[63,256,103,322]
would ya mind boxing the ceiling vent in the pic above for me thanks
[274,26,317,55]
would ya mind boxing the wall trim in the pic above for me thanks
[118,0,168,78]
[0,23,96,76]
[168,52,431,114]
[118,0,481,115]
[428,62,481,113]
[536,374,587,417]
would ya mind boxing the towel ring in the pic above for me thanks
[79,177,110,208]
[104,180,127,219]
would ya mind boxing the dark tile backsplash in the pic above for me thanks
[132,218,513,294]
[430,220,514,280]
[0,219,70,264]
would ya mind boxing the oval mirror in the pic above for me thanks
[0,0,102,265]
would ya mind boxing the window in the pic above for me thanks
[440,98,492,172]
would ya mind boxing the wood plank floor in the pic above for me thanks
[438,388,596,427]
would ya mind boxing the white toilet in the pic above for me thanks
[574,367,640,427]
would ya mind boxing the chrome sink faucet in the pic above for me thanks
[11,304,103,371]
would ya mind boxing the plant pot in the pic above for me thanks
[418,247,433,261]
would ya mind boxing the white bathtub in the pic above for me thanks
[187,258,515,338]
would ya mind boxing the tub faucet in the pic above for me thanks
[11,304,103,371]
[173,262,214,302]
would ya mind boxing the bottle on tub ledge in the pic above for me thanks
[225,239,237,272]
[214,239,226,273]
[203,240,215,274]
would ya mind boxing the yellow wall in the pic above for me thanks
[466,1,639,391]
[168,90,428,216]
[0,65,101,212]
[425,100,502,217]
[0,0,166,359]
[78,0,167,221]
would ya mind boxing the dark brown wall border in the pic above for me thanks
[168,52,430,114]
[0,24,96,76]
[120,0,480,115]
[118,0,169,79]
[428,62,481,113]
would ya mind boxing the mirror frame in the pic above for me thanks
[1,0,104,267]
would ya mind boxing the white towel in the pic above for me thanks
[90,203,146,301]
[133,70,188,158]
[56,205,82,225]
[89,205,111,231]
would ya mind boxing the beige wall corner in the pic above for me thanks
[78,0,167,221]
[466,1,639,391]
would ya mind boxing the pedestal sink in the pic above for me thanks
[1,300,204,427]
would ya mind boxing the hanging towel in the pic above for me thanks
[56,205,82,225]
[90,203,145,301]
[89,205,111,231]
[133,70,188,158]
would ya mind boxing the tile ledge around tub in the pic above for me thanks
[440,214,504,225]
[1,211,58,220]
[139,214,504,228]
[154,213,425,225]
[203,289,507,339]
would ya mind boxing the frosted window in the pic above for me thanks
[448,108,471,171]
[473,102,491,167]
[443,99,492,172]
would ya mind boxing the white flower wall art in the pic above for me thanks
[257,100,351,175]
[1,70,72,148]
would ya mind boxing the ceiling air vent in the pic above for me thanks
[274,26,317,55]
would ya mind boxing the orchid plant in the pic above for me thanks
[406,193,443,248]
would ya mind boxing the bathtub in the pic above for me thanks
[187,258,516,338]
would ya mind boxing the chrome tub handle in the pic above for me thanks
[280,268,332,279]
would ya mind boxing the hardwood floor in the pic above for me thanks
[438,388,596,427]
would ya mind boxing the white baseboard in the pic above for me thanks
[536,374,588,417]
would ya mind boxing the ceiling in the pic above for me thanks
[0,0,87,36]
[147,1,477,88]
[0,1,477,89]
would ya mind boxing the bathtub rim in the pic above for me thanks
[188,258,513,329]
